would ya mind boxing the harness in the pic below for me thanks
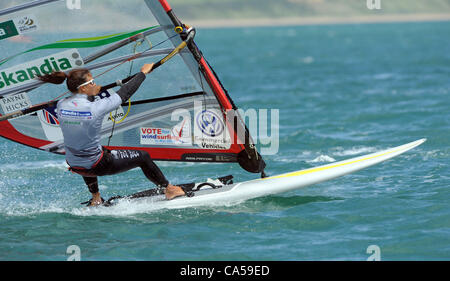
[67,149,105,177]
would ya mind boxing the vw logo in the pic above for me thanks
[196,110,224,137]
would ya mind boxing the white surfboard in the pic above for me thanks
[107,138,426,210]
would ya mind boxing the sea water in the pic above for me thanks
[0,22,449,261]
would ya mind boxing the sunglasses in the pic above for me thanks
[77,79,95,89]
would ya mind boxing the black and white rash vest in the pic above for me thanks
[56,89,122,169]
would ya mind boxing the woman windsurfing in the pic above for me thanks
[38,64,186,206]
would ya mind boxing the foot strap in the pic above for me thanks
[81,197,105,206]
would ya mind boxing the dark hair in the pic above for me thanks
[37,68,91,93]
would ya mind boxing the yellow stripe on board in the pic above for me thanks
[262,140,423,181]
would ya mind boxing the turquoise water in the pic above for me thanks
[0,22,449,261]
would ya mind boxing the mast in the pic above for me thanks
[144,0,266,175]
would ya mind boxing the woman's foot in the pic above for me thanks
[164,184,185,200]
[88,192,104,207]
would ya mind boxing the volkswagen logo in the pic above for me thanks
[196,110,224,137]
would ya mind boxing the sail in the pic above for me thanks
[0,0,265,174]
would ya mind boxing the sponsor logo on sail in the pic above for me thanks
[196,109,224,137]
[0,20,19,41]
[13,15,39,34]
[140,123,191,146]
[0,49,84,92]
[193,106,231,150]
[0,15,39,41]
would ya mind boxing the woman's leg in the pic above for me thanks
[82,176,99,194]
[88,149,184,200]
[101,150,169,188]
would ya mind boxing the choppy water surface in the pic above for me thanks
[0,22,449,260]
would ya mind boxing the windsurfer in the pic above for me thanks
[38,63,186,206]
